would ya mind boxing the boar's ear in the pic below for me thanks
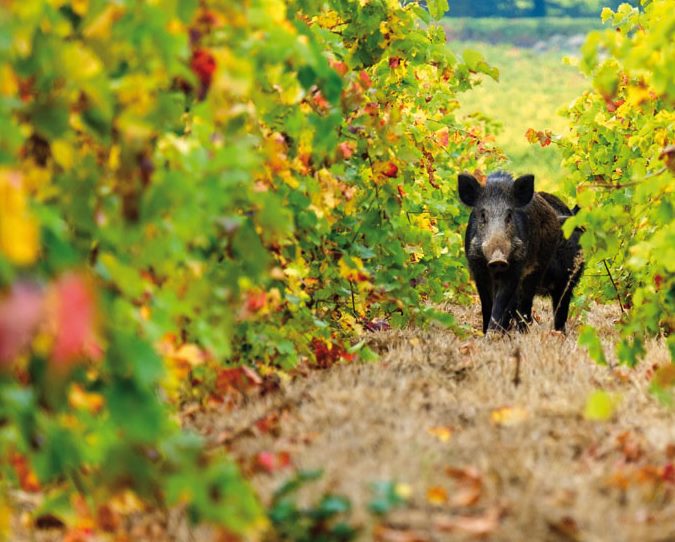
[513,174,535,207]
[458,173,482,207]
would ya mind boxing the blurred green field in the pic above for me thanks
[443,17,602,46]
[452,40,589,192]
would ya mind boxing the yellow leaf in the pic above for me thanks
[395,483,412,500]
[491,406,528,426]
[427,426,453,443]
[68,383,105,413]
[0,170,39,265]
[0,494,9,540]
[174,344,205,367]
[0,63,18,96]
[83,5,125,39]
[51,139,74,170]
[72,0,88,16]
[338,256,369,282]
[62,43,102,82]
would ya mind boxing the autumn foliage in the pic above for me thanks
[0,0,504,536]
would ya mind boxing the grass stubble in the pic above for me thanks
[9,301,673,541]
[190,301,674,542]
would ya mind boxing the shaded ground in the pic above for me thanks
[190,301,674,542]
[10,302,674,541]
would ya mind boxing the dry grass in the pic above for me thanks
[188,301,674,542]
[10,302,674,541]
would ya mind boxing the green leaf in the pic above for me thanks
[578,325,607,365]
[583,390,620,421]
[426,0,449,20]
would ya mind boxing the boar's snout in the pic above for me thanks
[486,249,509,271]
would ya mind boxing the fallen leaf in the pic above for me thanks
[426,486,448,506]
[616,431,643,462]
[583,390,620,421]
[427,426,453,443]
[374,526,428,542]
[434,506,502,535]
[547,515,580,540]
[459,341,476,355]
[255,451,292,473]
[491,406,528,426]
[445,467,483,507]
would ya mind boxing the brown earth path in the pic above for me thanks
[185,302,674,542]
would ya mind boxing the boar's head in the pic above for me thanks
[458,172,534,272]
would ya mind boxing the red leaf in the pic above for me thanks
[191,48,217,97]
[359,70,373,88]
[214,366,262,395]
[382,161,398,178]
[311,338,354,368]
[0,282,44,367]
[255,451,292,473]
[50,274,102,369]
[388,57,401,69]
[331,60,348,76]
[245,291,267,314]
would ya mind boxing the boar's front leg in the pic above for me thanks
[489,275,519,332]
[473,267,493,334]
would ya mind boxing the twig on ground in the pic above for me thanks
[512,346,522,387]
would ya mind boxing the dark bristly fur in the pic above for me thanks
[458,171,583,333]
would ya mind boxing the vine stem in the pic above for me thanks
[603,259,626,314]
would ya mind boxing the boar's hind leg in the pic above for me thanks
[551,284,573,332]
[515,273,541,331]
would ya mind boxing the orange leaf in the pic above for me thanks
[10,452,40,492]
[426,486,448,506]
[435,127,449,148]
[427,426,452,443]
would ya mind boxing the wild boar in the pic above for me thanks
[457,171,583,333]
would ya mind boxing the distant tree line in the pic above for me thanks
[445,0,640,18]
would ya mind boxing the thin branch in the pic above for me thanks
[603,259,626,314]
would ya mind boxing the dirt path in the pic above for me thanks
[10,303,673,541]
[189,302,674,542]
